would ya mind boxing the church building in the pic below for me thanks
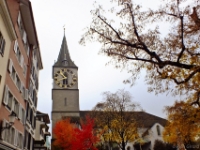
[51,35,168,150]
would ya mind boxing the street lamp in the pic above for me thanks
[0,111,16,140]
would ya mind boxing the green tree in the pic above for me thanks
[91,89,141,150]
[80,0,200,106]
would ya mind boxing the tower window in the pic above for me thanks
[156,125,161,136]
[64,98,67,106]
[62,60,68,66]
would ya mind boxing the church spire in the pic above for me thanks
[54,34,77,68]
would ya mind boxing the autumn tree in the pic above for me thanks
[71,116,99,150]
[163,101,200,150]
[53,118,74,149]
[53,116,99,150]
[91,89,141,150]
[80,0,200,106]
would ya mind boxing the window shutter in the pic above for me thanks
[8,59,13,73]
[14,129,18,146]
[23,63,27,76]
[24,89,28,101]
[3,85,8,105]
[21,135,24,149]
[20,82,23,93]
[17,12,21,26]
[14,40,18,53]
[22,31,27,44]
[22,108,25,124]
[27,45,30,56]
[1,120,6,140]
[20,55,24,67]
[11,99,16,112]
[19,105,22,120]
[0,39,5,55]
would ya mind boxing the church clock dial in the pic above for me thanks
[54,68,77,88]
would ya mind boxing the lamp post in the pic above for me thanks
[0,111,16,140]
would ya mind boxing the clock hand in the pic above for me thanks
[57,77,67,81]
[60,71,66,78]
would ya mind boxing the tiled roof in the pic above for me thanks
[79,111,167,128]
[36,111,50,124]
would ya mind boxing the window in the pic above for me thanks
[14,99,19,117]
[16,76,21,90]
[18,12,26,42]
[26,104,30,121]
[29,80,33,100]
[64,98,67,106]
[11,128,15,145]
[2,121,19,146]
[23,63,27,76]
[16,46,21,62]
[24,41,30,56]
[13,40,24,67]
[0,31,5,56]
[7,91,13,110]
[18,133,23,148]
[156,125,161,136]
[4,89,23,119]
[35,77,39,90]
[11,67,16,81]
[21,108,25,123]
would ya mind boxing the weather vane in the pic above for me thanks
[63,25,65,35]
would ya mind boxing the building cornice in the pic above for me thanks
[0,0,17,40]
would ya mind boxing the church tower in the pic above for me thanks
[51,34,80,136]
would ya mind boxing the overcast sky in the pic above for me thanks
[31,0,180,123]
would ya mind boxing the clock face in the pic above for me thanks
[54,68,77,88]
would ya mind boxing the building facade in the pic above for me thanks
[34,111,51,150]
[0,0,16,108]
[0,0,43,149]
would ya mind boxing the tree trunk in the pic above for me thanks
[121,140,126,150]
[177,131,186,150]
[139,144,142,150]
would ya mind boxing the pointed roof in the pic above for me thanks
[54,35,77,68]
